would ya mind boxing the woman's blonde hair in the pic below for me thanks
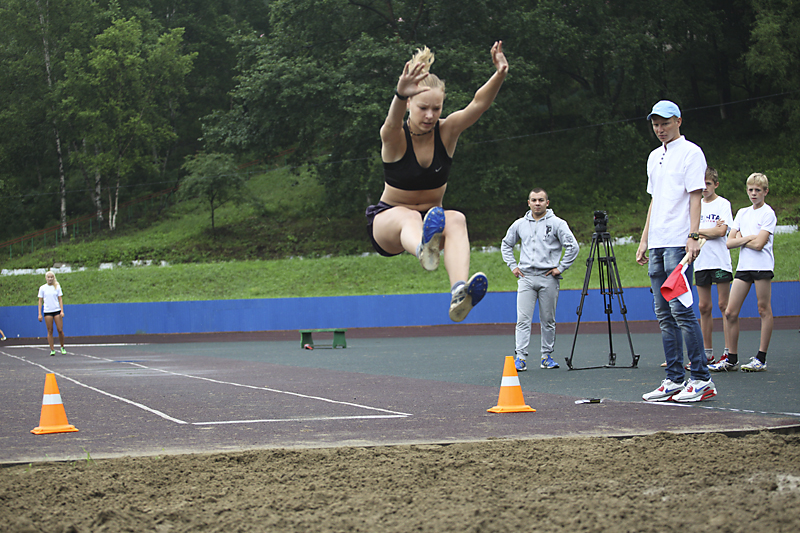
[46,270,60,291]
[410,46,445,96]
[746,172,769,189]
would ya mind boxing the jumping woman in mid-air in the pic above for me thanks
[366,41,508,322]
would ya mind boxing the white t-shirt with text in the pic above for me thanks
[695,195,733,273]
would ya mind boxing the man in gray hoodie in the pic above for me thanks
[501,188,580,371]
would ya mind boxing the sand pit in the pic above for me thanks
[2,431,799,532]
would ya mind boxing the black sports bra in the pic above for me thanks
[383,122,453,191]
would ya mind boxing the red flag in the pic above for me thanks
[661,263,693,307]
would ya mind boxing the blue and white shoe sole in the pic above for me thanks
[448,272,488,322]
[419,207,445,271]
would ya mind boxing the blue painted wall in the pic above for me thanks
[1,282,797,338]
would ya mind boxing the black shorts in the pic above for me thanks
[365,202,429,257]
[43,311,61,317]
[365,202,401,257]
[734,270,774,283]
[695,269,733,286]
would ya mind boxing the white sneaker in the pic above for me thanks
[642,379,685,402]
[741,357,767,372]
[673,379,717,402]
[709,355,738,372]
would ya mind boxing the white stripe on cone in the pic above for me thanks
[42,394,63,405]
[501,376,521,388]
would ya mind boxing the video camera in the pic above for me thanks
[593,210,608,233]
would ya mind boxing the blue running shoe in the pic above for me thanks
[417,207,445,271]
[448,272,489,322]
[514,357,527,372]
[540,355,559,369]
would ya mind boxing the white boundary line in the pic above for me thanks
[3,351,188,424]
[641,400,800,418]
[2,348,412,425]
[195,415,409,426]
[6,343,146,348]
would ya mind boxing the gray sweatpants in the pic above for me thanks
[515,272,560,360]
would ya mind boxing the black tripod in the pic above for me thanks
[565,213,640,370]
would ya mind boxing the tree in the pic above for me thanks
[746,0,800,150]
[0,0,100,239]
[59,15,195,230]
[180,152,244,234]
[203,0,527,213]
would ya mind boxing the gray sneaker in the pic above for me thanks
[448,273,488,322]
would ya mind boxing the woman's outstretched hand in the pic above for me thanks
[396,61,431,99]
[491,41,508,74]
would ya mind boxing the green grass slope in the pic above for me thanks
[1,164,798,307]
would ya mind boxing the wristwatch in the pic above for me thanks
[688,232,700,240]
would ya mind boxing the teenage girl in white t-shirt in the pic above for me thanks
[37,271,66,356]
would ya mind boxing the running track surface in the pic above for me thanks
[1,318,798,464]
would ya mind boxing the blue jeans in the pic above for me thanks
[648,247,710,383]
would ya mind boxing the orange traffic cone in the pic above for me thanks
[31,373,79,435]
[488,356,536,413]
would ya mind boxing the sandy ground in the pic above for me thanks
[2,431,799,532]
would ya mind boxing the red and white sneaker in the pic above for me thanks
[642,379,685,402]
[673,379,717,402]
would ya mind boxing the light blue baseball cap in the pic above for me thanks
[647,100,681,120]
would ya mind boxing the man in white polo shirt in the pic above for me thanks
[636,100,717,403]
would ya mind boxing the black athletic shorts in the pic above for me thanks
[365,202,429,257]
[695,269,733,286]
[365,202,401,257]
[734,270,774,283]
[43,311,61,317]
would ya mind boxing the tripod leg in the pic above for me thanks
[606,240,640,368]
[598,234,616,366]
[567,234,599,369]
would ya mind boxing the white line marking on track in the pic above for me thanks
[2,347,413,425]
[195,415,410,425]
[7,343,146,348]
[641,400,800,418]
[2,351,188,424]
[72,350,412,417]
